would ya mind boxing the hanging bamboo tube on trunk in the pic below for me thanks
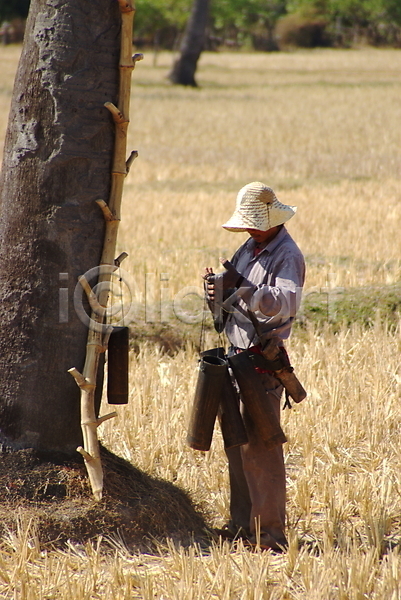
[68,0,143,501]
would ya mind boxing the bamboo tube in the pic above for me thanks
[69,0,142,501]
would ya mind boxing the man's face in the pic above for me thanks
[246,226,280,244]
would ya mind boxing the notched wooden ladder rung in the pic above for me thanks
[97,412,118,426]
[104,101,127,123]
[117,0,135,14]
[132,53,144,66]
[68,367,85,385]
[114,252,128,267]
[76,446,93,461]
[96,199,115,221]
[126,150,138,173]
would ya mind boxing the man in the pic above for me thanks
[203,181,305,551]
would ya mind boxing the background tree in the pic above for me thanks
[0,0,120,455]
[168,0,210,86]
[0,0,30,22]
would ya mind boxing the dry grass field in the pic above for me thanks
[1,44,401,598]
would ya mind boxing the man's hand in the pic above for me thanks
[202,267,215,301]
[204,258,244,292]
[202,259,255,309]
[202,266,229,333]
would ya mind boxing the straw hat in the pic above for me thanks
[222,182,297,232]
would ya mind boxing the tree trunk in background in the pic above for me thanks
[168,0,209,86]
[0,0,120,455]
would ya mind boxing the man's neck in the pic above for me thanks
[255,225,283,249]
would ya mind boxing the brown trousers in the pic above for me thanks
[225,371,286,545]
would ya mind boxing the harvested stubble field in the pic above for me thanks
[1,45,401,598]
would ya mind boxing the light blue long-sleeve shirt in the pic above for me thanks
[224,226,305,348]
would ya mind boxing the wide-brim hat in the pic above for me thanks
[222,181,297,232]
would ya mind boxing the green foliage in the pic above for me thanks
[280,0,401,47]
[328,0,387,27]
[135,0,190,38]
[210,0,287,49]
[1,0,400,47]
[211,0,287,34]
[211,0,286,50]
[288,0,401,27]
[386,0,401,24]
[0,0,29,22]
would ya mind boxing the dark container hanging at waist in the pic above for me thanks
[107,326,129,405]
[187,352,227,451]
[199,348,248,450]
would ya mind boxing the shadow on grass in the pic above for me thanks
[0,445,209,553]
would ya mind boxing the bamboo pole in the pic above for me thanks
[68,0,143,501]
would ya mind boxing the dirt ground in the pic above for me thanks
[0,445,209,552]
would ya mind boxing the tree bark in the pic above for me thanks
[168,0,209,86]
[0,0,120,454]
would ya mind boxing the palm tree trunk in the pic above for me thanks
[0,0,120,454]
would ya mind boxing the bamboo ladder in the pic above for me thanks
[68,0,143,501]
